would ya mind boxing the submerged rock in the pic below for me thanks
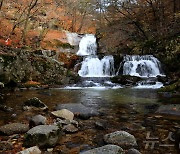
[80,145,124,154]
[0,141,13,151]
[0,123,29,135]
[63,124,78,133]
[156,104,180,116]
[51,109,74,120]
[55,118,78,128]
[0,104,13,112]
[127,148,141,154]
[55,103,99,119]
[18,146,41,154]
[104,131,137,148]
[29,115,47,128]
[23,97,48,111]
[95,121,107,130]
[24,125,61,147]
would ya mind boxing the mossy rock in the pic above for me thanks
[53,39,74,49]
[1,54,16,66]
[158,80,180,92]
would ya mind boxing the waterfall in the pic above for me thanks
[78,56,115,77]
[77,34,115,77]
[123,55,164,77]
[77,34,97,56]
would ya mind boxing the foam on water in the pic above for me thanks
[133,82,163,89]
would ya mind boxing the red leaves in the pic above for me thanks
[5,38,12,46]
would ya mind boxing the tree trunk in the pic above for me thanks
[0,0,3,10]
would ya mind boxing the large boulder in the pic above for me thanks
[104,131,137,148]
[111,75,142,86]
[51,109,74,120]
[80,145,124,154]
[0,123,29,135]
[55,103,99,120]
[24,125,61,147]
[23,97,48,111]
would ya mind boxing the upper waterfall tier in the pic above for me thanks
[78,56,115,77]
[123,55,164,77]
[76,34,97,56]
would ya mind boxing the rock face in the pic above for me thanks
[80,145,124,154]
[55,103,99,119]
[24,125,61,147]
[111,75,142,86]
[29,115,47,128]
[23,97,48,111]
[104,131,137,148]
[18,146,41,154]
[0,48,77,85]
[51,109,74,120]
[0,123,29,135]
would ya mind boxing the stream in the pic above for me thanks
[0,88,180,153]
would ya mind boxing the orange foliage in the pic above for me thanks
[58,52,79,69]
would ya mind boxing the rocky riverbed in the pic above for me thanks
[0,88,180,154]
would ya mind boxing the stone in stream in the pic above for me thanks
[29,115,47,128]
[111,75,142,86]
[0,123,29,135]
[175,129,180,151]
[23,97,48,111]
[62,124,78,133]
[0,82,4,88]
[51,109,74,120]
[127,148,141,154]
[95,121,107,130]
[80,145,124,154]
[55,103,99,120]
[0,141,13,151]
[156,104,180,116]
[55,118,79,128]
[18,146,41,154]
[24,125,61,147]
[104,131,137,148]
[0,104,13,112]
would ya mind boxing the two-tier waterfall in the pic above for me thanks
[77,34,115,78]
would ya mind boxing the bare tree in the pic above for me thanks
[0,0,3,11]
[22,0,39,44]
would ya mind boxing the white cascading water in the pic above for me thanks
[78,56,115,77]
[76,34,97,56]
[123,55,163,77]
[77,34,115,77]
